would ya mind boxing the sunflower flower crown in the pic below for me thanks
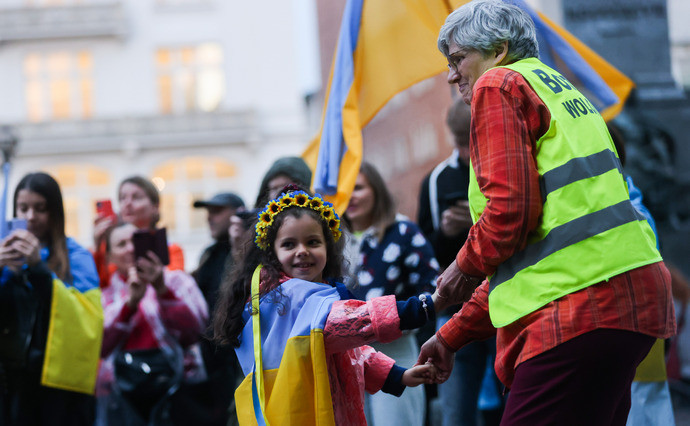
[254,190,342,250]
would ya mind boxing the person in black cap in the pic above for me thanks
[169,192,245,426]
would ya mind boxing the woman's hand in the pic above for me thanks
[126,266,146,309]
[432,289,450,313]
[93,215,116,247]
[416,334,455,384]
[435,261,483,306]
[136,250,165,296]
[401,362,438,387]
[0,234,24,270]
[8,229,41,267]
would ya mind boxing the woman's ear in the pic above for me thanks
[493,40,510,66]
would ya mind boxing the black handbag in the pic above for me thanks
[113,348,179,402]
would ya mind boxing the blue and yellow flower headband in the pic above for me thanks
[254,190,342,250]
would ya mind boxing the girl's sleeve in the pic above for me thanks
[324,295,402,354]
[157,271,208,346]
[360,345,396,394]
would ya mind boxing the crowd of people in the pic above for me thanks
[0,0,687,425]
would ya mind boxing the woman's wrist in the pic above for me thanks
[432,290,448,313]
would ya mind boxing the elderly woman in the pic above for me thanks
[418,1,676,424]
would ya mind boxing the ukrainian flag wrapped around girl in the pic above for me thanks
[214,186,450,425]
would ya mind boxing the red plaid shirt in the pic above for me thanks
[437,67,676,387]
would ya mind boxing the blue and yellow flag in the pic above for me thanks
[304,0,634,214]
[41,238,103,395]
[234,274,340,425]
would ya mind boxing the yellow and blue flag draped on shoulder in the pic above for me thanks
[234,267,340,425]
[41,238,103,395]
[303,0,633,213]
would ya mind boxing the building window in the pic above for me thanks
[24,51,93,122]
[152,157,237,235]
[46,164,112,245]
[155,43,225,114]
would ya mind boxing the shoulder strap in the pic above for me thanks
[251,265,270,426]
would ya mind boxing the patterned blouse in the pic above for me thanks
[346,215,440,301]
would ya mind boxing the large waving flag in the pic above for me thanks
[305,0,634,214]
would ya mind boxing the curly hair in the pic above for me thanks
[212,204,345,347]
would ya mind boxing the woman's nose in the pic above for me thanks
[447,67,460,84]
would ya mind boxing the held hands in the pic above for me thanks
[415,335,455,384]
[402,362,438,387]
[440,200,473,238]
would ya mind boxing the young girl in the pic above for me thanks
[214,186,449,425]
[0,172,102,425]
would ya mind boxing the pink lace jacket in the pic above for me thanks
[323,294,403,425]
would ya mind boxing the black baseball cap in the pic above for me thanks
[193,192,245,209]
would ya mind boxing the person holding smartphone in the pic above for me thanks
[92,176,185,287]
[0,172,102,426]
[97,222,207,425]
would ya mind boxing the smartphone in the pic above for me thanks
[96,199,117,222]
[8,218,27,233]
[443,191,468,210]
[132,228,170,265]
[0,218,27,240]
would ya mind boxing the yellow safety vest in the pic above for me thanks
[468,58,661,328]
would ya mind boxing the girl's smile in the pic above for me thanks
[274,214,327,283]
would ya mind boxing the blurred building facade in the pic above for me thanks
[0,0,321,269]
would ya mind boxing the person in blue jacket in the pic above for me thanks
[0,172,102,426]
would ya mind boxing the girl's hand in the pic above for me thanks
[401,362,438,387]
[9,229,41,266]
[136,251,165,295]
[126,266,146,309]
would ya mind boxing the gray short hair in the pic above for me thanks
[438,0,538,62]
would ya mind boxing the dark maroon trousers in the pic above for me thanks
[501,328,655,426]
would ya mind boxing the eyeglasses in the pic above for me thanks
[447,52,464,73]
